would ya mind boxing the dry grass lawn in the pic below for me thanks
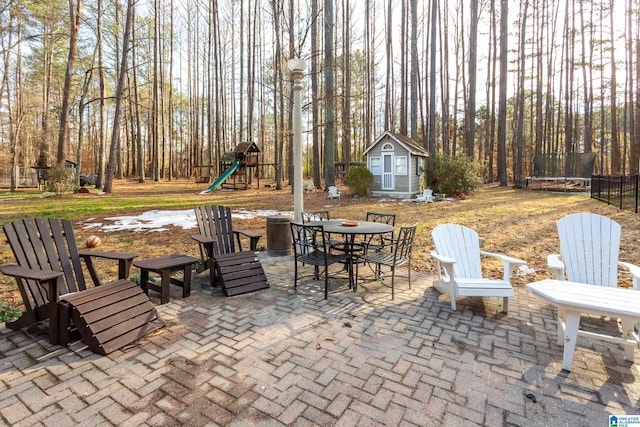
[1,179,639,308]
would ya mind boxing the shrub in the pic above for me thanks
[344,166,373,196]
[423,154,483,197]
[46,164,75,195]
[0,303,21,323]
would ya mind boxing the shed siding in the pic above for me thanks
[365,132,427,198]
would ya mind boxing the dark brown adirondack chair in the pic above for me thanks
[0,218,163,355]
[191,205,268,296]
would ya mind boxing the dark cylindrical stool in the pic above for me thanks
[266,215,293,256]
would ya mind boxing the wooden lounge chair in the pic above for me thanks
[543,212,640,365]
[327,186,341,199]
[416,189,435,203]
[431,223,526,312]
[0,218,163,355]
[191,205,268,296]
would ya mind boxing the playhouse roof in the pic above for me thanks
[234,141,260,154]
[362,131,428,158]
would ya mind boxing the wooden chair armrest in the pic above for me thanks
[191,233,214,245]
[0,264,63,282]
[430,251,456,280]
[546,253,565,280]
[79,251,137,283]
[430,251,456,266]
[79,251,137,261]
[234,229,262,239]
[233,229,262,251]
[480,251,525,266]
[0,264,63,304]
[481,251,526,280]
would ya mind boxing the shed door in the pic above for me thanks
[382,153,394,190]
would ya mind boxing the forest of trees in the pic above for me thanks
[0,0,638,193]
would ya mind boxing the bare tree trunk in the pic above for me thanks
[580,0,592,154]
[324,0,336,187]
[562,0,574,171]
[342,0,351,174]
[384,0,393,131]
[515,0,529,186]
[410,0,418,140]
[76,64,94,190]
[56,0,82,165]
[365,0,373,147]
[534,0,544,158]
[609,0,621,174]
[399,1,407,135]
[104,0,133,193]
[465,0,478,158]
[287,0,294,188]
[2,3,23,192]
[497,0,508,185]
[635,29,640,174]
[487,0,497,182]
[440,0,450,155]
[96,0,106,188]
[271,0,284,190]
[311,0,321,188]
[131,0,144,183]
[428,0,437,158]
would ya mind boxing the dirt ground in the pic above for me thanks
[1,179,639,308]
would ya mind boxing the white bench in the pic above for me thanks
[526,279,640,371]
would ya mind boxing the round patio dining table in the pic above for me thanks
[305,219,394,286]
[305,219,394,240]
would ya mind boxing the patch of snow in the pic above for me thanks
[83,208,293,232]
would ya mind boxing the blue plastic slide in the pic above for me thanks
[200,160,242,194]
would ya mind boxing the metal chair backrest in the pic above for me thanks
[363,212,396,249]
[302,210,330,223]
[393,223,417,261]
[365,212,396,226]
[290,222,328,259]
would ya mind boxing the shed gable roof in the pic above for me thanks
[363,131,428,157]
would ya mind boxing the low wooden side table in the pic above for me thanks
[134,254,197,304]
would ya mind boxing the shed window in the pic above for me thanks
[370,157,381,175]
[382,143,394,151]
[395,156,407,175]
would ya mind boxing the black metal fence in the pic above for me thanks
[591,174,640,213]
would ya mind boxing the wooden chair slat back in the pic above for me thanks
[196,205,236,256]
[557,213,621,287]
[432,223,483,279]
[4,218,87,304]
[3,220,48,310]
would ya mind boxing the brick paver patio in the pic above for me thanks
[0,254,638,426]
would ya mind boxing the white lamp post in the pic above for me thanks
[288,57,307,223]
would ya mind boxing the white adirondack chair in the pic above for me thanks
[546,212,640,361]
[431,223,526,312]
[327,186,341,199]
[547,213,640,289]
[416,188,435,203]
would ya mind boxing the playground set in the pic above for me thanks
[200,142,264,194]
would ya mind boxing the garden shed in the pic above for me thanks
[363,131,428,198]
